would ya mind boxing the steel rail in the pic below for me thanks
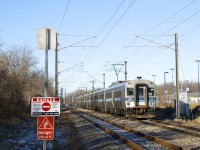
[76,109,186,150]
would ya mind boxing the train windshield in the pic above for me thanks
[127,88,134,96]
[148,88,154,96]
[138,87,144,96]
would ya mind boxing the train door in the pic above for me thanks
[136,84,148,106]
[112,89,116,114]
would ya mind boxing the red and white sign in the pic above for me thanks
[31,97,60,117]
[37,116,54,140]
[42,102,51,111]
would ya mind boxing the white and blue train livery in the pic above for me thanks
[76,78,156,118]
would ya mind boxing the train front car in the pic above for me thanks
[126,79,156,118]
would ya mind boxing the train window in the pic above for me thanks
[138,87,143,96]
[106,92,112,98]
[115,91,121,97]
[127,88,134,96]
[148,88,154,96]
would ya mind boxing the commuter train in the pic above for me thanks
[76,78,156,118]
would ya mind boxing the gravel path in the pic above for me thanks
[0,110,131,149]
[68,111,131,150]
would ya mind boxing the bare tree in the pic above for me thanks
[0,45,55,122]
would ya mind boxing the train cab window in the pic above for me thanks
[138,87,144,96]
[127,88,134,96]
[148,88,154,96]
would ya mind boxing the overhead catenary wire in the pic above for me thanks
[180,23,200,38]
[85,0,137,72]
[96,0,136,49]
[57,0,71,32]
[59,34,92,37]
[119,8,200,61]
[61,1,200,92]
[96,0,126,37]
[58,44,80,63]
[111,0,198,62]
[59,36,96,51]
[58,0,128,83]
[141,0,198,36]
[71,0,137,86]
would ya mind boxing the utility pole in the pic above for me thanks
[37,28,56,150]
[196,60,200,102]
[152,75,156,96]
[44,29,49,98]
[43,29,49,150]
[170,68,175,98]
[175,33,180,119]
[164,72,168,105]
[103,73,106,112]
[90,80,95,109]
[60,88,63,104]
[103,73,105,89]
[89,80,96,92]
[125,61,127,82]
[55,33,58,97]
[65,88,67,105]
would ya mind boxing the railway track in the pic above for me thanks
[76,108,200,149]
[74,109,187,150]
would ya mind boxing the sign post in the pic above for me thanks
[36,28,57,150]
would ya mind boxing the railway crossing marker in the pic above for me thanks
[37,116,54,140]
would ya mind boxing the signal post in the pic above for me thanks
[34,28,60,149]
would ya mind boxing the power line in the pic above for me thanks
[85,0,136,71]
[111,0,198,62]
[97,0,136,48]
[180,23,200,38]
[59,44,80,63]
[59,36,96,51]
[57,0,71,32]
[96,0,126,37]
[136,36,174,50]
[58,34,92,37]
[121,9,200,61]
[141,0,198,36]
[163,9,200,35]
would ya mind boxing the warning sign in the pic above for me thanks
[31,97,60,117]
[37,116,54,140]
[41,102,51,111]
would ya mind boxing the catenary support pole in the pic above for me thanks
[125,61,127,82]
[55,33,58,97]
[175,33,180,119]
[152,75,156,96]
[43,28,49,150]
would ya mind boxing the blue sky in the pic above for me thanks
[1,0,200,93]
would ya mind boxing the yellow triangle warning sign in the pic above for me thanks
[38,117,53,129]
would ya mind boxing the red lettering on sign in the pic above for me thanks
[37,116,54,140]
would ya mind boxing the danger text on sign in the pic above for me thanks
[37,116,54,140]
